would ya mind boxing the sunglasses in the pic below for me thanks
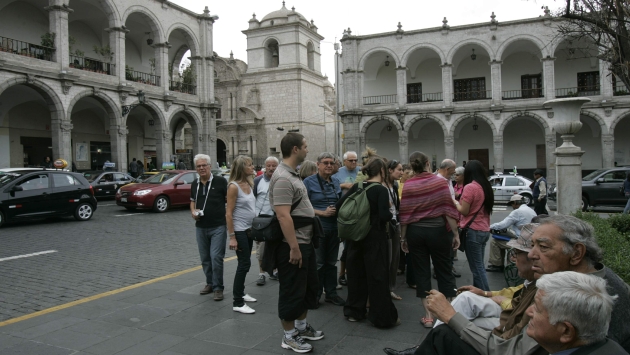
[346,159,358,163]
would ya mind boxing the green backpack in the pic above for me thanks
[338,181,379,241]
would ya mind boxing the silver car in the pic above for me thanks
[488,173,534,205]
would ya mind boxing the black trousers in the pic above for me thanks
[276,242,319,321]
[343,226,398,327]
[414,324,481,355]
[534,198,547,215]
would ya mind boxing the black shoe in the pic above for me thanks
[383,346,419,355]
[309,301,320,310]
[325,295,346,306]
[486,265,504,273]
[338,274,347,286]
[452,267,461,278]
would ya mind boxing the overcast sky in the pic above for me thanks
[170,0,559,84]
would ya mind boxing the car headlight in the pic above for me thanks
[134,189,152,196]
[117,188,121,194]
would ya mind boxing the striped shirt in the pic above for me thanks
[399,172,459,228]
[269,162,315,244]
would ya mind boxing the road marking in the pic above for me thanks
[0,252,252,327]
[114,213,145,217]
[0,250,57,262]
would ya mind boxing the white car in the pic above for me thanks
[488,173,534,205]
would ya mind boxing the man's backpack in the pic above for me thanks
[337,181,379,242]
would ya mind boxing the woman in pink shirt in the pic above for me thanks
[454,160,494,291]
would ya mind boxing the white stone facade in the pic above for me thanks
[338,14,630,182]
[0,0,219,171]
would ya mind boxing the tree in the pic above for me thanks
[553,0,630,91]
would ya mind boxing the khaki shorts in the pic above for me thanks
[256,241,265,261]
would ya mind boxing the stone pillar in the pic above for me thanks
[107,27,128,81]
[51,119,72,163]
[444,135,455,160]
[396,67,407,107]
[541,57,556,100]
[601,133,614,168]
[398,135,408,163]
[153,43,170,88]
[440,64,453,106]
[341,113,361,153]
[493,135,503,174]
[208,108,219,164]
[600,61,613,99]
[156,130,172,167]
[111,125,128,173]
[45,3,72,68]
[206,57,215,102]
[490,61,502,103]
[547,97,590,214]
[545,134,557,184]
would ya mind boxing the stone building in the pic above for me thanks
[0,0,219,171]
[213,2,336,166]
[338,10,630,182]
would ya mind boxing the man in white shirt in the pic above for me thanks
[436,159,459,278]
[253,156,279,285]
[486,194,537,273]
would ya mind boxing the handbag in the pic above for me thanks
[458,206,482,252]
[250,197,301,242]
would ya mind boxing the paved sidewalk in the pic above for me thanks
[0,251,506,355]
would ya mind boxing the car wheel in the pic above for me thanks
[124,206,136,211]
[0,210,5,228]
[74,203,94,221]
[153,196,170,213]
[582,196,589,212]
[521,194,533,206]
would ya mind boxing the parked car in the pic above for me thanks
[115,170,197,212]
[549,167,630,211]
[488,173,534,205]
[83,171,135,198]
[0,170,97,227]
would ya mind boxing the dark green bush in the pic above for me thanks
[607,213,630,237]
[574,211,630,284]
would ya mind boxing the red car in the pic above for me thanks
[115,170,196,212]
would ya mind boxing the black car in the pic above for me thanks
[83,171,134,198]
[0,170,98,227]
[549,167,630,211]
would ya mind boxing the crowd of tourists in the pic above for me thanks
[188,132,630,354]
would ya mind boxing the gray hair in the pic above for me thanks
[265,156,279,165]
[317,152,336,163]
[454,166,465,175]
[540,215,603,264]
[537,271,617,344]
[343,151,357,160]
[193,154,211,166]
[439,159,456,170]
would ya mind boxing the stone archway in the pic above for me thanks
[360,115,401,160]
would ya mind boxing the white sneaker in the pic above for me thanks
[233,304,256,314]
[243,294,257,302]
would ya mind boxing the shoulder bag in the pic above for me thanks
[250,197,302,242]
[458,206,482,252]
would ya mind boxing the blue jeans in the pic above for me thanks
[315,229,340,299]
[233,230,253,307]
[624,197,630,214]
[196,225,227,291]
[464,229,491,291]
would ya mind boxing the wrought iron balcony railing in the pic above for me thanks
[0,35,55,62]
[69,55,114,75]
[363,94,397,105]
[169,80,197,95]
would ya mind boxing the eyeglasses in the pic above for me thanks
[508,249,526,261]
[196,164,208,169]
[346,159,357,163]
[320,161,334,166]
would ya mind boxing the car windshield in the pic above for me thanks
[583,169,607,181]
[83,171,102,182]
[0,172,22,187]
[145,172,178,184]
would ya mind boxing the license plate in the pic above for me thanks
[121,198,127,202]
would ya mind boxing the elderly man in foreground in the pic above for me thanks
[383,215,630,355]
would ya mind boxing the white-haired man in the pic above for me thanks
[253,156,279,286]
[190,154,228,301]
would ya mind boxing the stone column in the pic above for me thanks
[156,130,172,167]
[600,60,613,99]
[444,135,455,160]
[106,27,128,81]
[51,119,72,162]
[208,108,219,164]
[545,134,557,184]
[396,67,407,107]
[601,133,614,168]
[398,135,408,163]
[340,113,361,153]
[110,125,128,173]
[45,3,72,68]
[490,61,502,103]
[153,43,171,88]
[547,97,590,214]
[440,64,453,106]
[493,135,503,174]
[541,57,556,100]
[206,56,215,102]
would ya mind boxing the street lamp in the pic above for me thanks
[318,104,326,152]
[122,90,146,117]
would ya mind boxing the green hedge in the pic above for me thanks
[574,212,630,284]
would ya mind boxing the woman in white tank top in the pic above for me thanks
[226,155,257,314]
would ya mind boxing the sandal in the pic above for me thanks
[390,292,402,301]
[421,317,434,328]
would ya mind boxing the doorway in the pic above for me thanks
[21,137,53,167]
[468,149,490,172]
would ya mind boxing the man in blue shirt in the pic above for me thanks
[333,151,361,195]
[304,152,345,307]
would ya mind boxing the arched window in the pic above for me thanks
[307,42,315,70]
[265,39,279,68]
